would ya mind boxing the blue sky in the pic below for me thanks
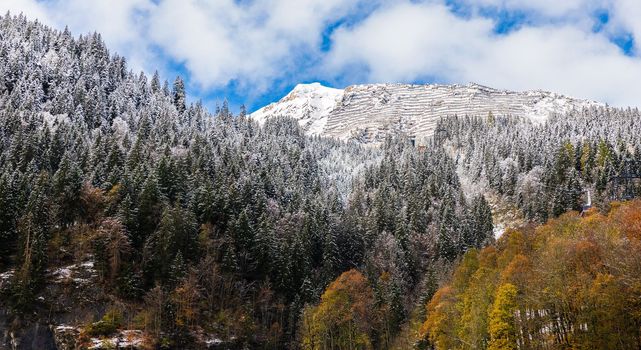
[3,0,641,112]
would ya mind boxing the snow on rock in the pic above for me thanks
[50,267,73,280]
[205,337,224,346]
[88,330,145,349]
[485,191,526,239]
[89,338,111,349]
[251,82,602,143]
[53,325,146,350]
[48,260,97,285]
[118,330,145,348]
[250,82,343,136]
[55,325,77,332]
[52,324,81,350]
[79,261,95,269]
[0,269,14,290]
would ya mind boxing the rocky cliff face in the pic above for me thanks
[251,82,602,143]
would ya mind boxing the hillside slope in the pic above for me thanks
[420,201,641,349]
[1,12,641,350]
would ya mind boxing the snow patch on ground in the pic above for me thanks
[493,222,506,239]
[79,261,95,269]
[447,140,524,239]
[50,267,73,280]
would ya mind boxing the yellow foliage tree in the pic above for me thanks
[420,200,641,350]
[301,269,377,350]
[488,283,518,350]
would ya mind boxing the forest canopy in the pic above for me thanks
[420,200,641,349]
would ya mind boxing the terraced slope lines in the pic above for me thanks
[251,82,601,144]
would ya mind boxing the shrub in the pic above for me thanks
[86,309,123,337]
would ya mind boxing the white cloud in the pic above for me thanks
[0,0,365,94]
[326,0,641,107]
[326,3,494,83]
[609,0,641,53]
[0,0,154,73]
[2,0,641,107]
[458,0,605,18]
[466,25,641,106]
[0,0,50,23]
[142,0,366,93]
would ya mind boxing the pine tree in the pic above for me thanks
[136,174,164,246]
[172,76,186,114]
[469,194,494,248]
[0,174,17,266]
[437,199,459,261]
[231,209,255,276]
[143,206,199,285]
[11,173,51,310]
[156,149,176,202]
[551,184,568,217]
[151,71,161,93]
[167,251,186,287]
[52,153,83,227]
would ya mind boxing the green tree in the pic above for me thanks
[136,174,164,248]
[0,174,17,266]
[173,76,186,113]
[437,200,459,261]
[11,173,51,310]
[468,194,494,248]
[143,206,198,286]
[52,154,83,227]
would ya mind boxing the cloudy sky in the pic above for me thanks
[2,0,640,111]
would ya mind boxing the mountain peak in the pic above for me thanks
[291,82,328,90]
[252,82,343,135]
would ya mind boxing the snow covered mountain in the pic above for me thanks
[251,82,343,136]
[251,82,602,143]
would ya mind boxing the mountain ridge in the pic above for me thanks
[251,82,603,143]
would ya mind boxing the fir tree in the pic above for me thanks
[172,76,186,114]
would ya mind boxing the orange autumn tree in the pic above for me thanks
[301,269,378,350]
[421,200,641,350]
[419,286,459,349]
